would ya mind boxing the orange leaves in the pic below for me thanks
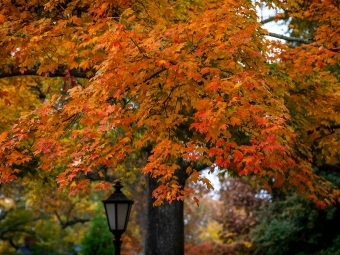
[33,138,56,155]
[0,14,5,23]
[230,117,242,126]
[156,59,171,68]
[143,139,184,182]
[0,167,17,183]
[152,181,185,206]
[94,182,111,191]
[204,79,221,91]
[189,171,200,183]
[187,170,213,190]
[201,177,214,190]
[71,16,82,26]
[0,134,31,182]
[0,0,340,207]
[233,150,244,162]
[36,59,58,75]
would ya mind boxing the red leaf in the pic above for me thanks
[316,201,326,209]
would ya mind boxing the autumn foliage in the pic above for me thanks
[1,0,340,207]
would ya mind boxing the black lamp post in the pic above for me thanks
[102,181,134,255]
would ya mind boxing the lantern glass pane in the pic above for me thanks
[105,203,116,230]
[117,203,129,230]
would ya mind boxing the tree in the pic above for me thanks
[1,0,340,254]
[251,168,340,255]
[81,206,114,255]
[0,181,93,254]
[216,176,268,254]
[184,174,269,255]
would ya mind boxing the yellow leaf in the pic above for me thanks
[243,241,252,248]
[123,8,134,16]
[201,177,214,190]
[0,131,8,141]
[98,170,105,178]
[186,166,193,174]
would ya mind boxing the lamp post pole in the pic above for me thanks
[102,181,134,255]
[113,234,122,255]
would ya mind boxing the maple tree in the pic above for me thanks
[1,0,340,254]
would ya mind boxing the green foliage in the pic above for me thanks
[81,207,114,255]
[31,244,64,255]
[251,169,340,255]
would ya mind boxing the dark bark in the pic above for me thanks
[134,178,147,254]
[144,169,188,255]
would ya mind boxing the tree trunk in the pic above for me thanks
[144,169,187,255]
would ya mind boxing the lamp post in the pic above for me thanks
[102,181,134,255]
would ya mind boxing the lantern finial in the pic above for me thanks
[113,180,124,193]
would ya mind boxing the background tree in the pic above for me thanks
[251,168,340,255]
[81,205,114,255]
[184,173,269,255]
[0,180,95,254]
[184,176,222,255]
[216,176,267,254]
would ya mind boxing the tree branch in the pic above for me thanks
[144,67,167,84]
[308,124,340,135]
[0,64,94,79]
[261,16,278,24]
[54,211,90,229]
[260,12,288,25]
[318,164,340,174]
[0,216,42,238]
[314,129,335,142]
[8,238,18,249]
[60,217,90,229]
[0,207,14,222]
[267,32,312,44]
